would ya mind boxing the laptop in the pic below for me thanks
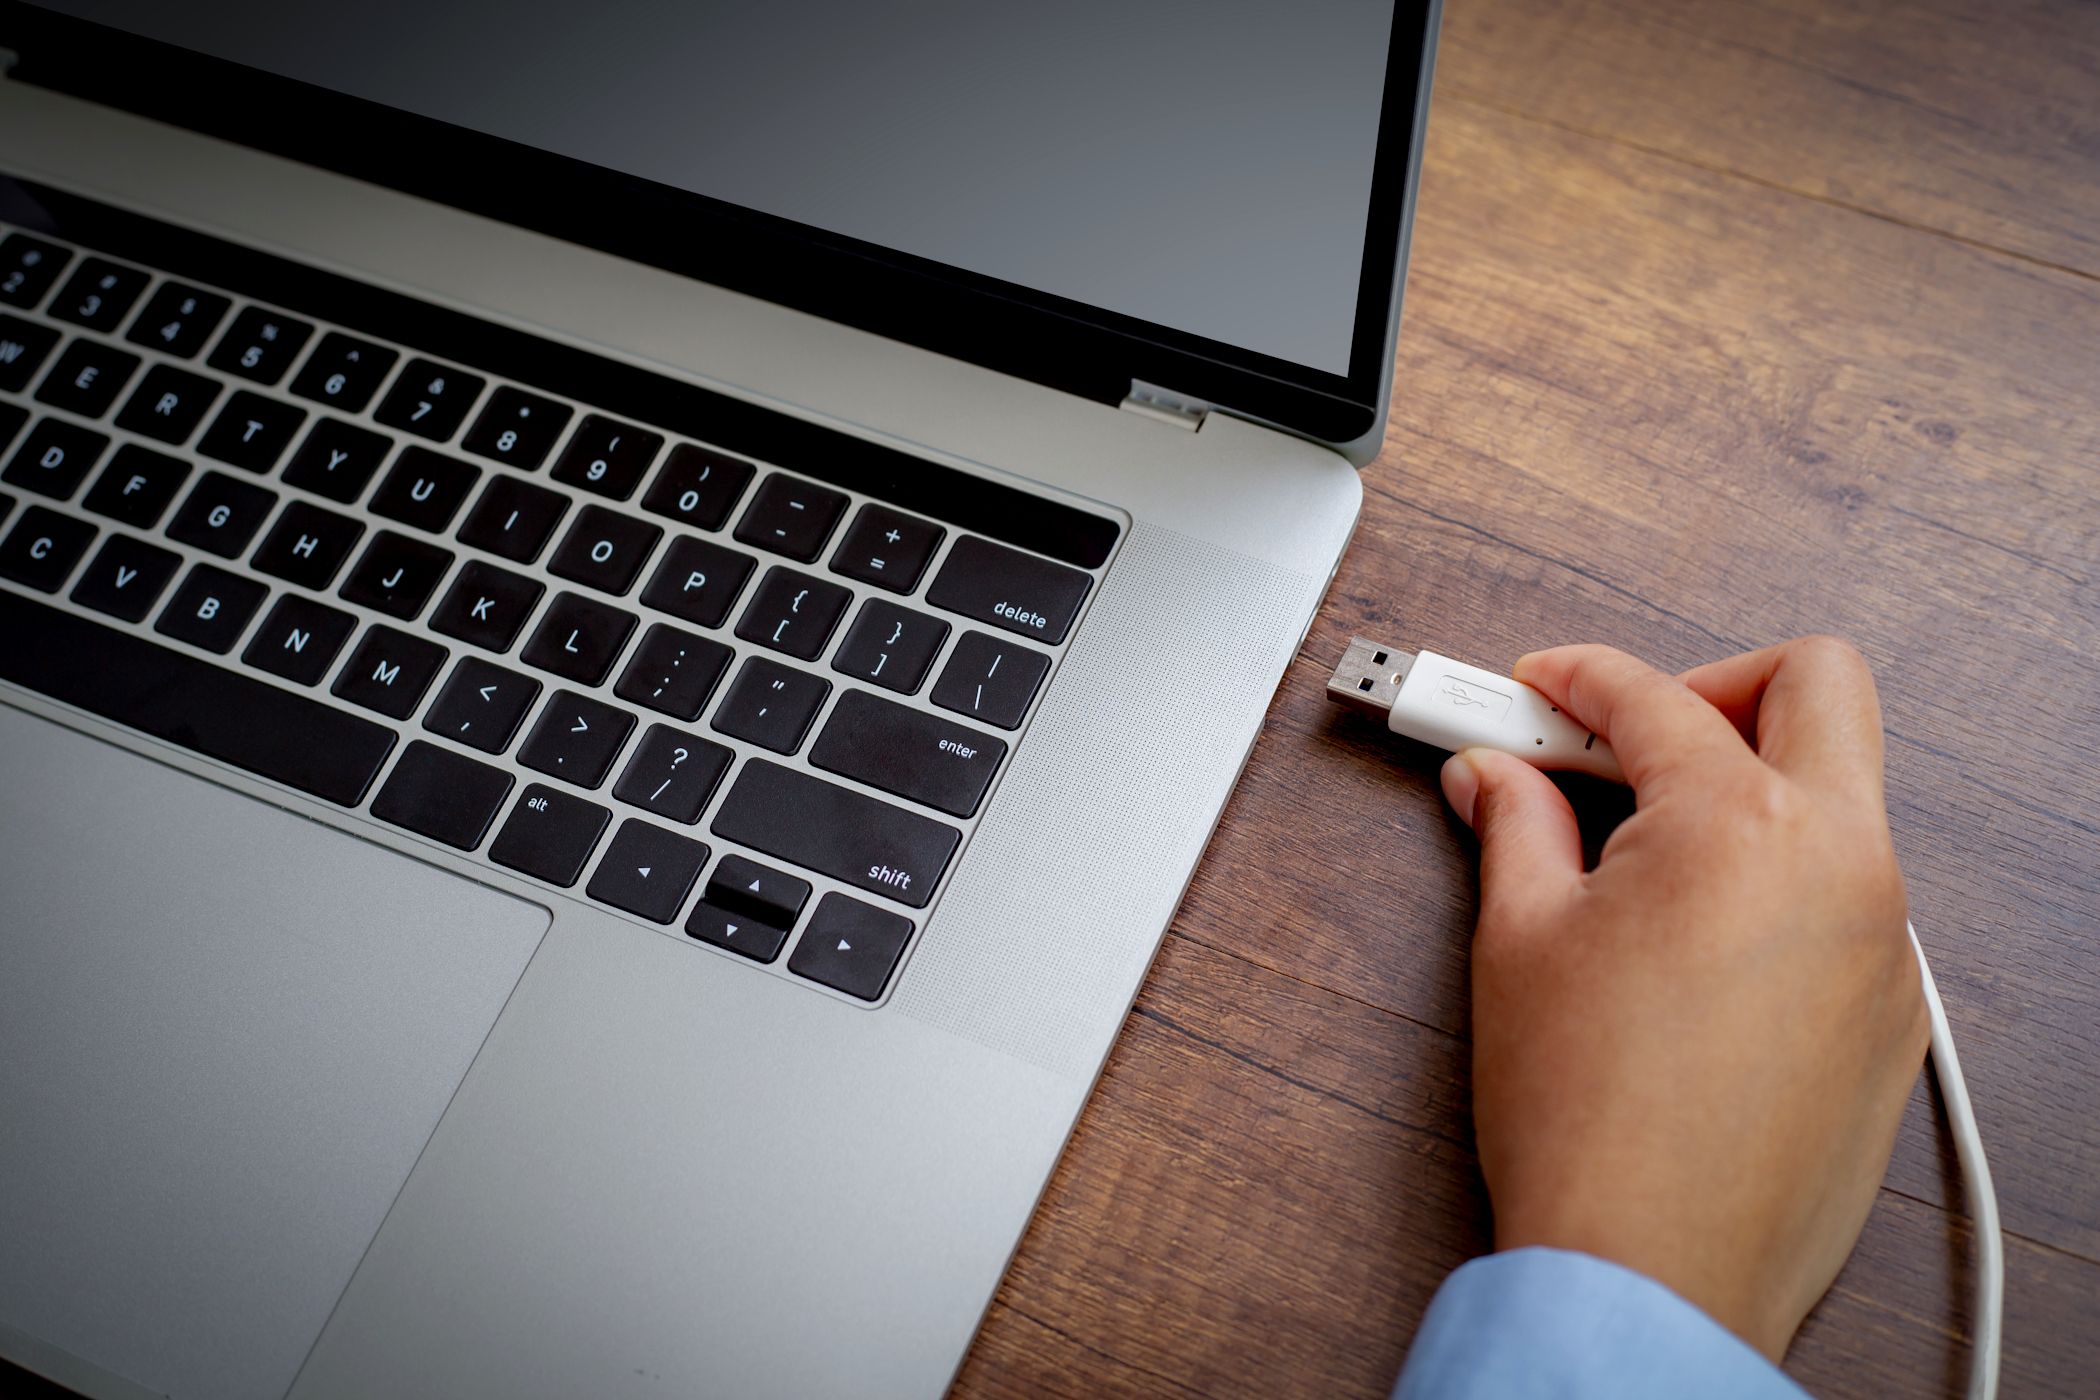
[0,3,1442,1396]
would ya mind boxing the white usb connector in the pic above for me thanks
[1326,636,1625,782]
[1328,633,2002,1400]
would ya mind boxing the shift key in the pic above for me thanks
[709,760,959,909]
[925,535,1091,646]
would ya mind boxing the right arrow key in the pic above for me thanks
[787,893,916,1002]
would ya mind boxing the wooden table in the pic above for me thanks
[954,2,2100,1396]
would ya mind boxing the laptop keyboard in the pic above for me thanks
[0,178,1122,1005]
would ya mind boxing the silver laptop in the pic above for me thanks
[0,4,1441,1396]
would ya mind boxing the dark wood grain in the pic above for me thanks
[957,1,2100,1395]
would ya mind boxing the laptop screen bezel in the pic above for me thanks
[0,2,1437,449]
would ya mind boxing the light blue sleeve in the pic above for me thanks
[1393,1247,1810,1400]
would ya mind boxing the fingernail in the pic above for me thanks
[1441,751,1481,830]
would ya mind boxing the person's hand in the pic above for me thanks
[1437,636,1928,1361]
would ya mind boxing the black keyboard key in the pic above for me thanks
[493,789,613,885]
[250,500,364,590]
[0,234,70,308]
[641,443,754,532]
[585,820,708,924]
[241,594,358,686]
[196,391,307,473]
[639,535,755,628]
[490,784,610,887]
[613,623,732,721]
[369,445,480,534]
[282,418,392,503]
[548,504,661,595]
[374,358,485,441]
[0,313,61,391]
[338,530,454,619]
[208,305,314,385]
[429,559,544,652]
[289,331,397,412]
[421,657,541,755]
[462,386,571,470]
[0,590,394,806]
[166,470,278,558]
[113,364,223,444]
[81,444,190,528]
[830,599,948,695]
[456,474,569,563]
[830,504,944,593]
[611,723,732,824]
[550,414,662,500]
[35,337,139,418]
[929,630,1051,731]
[520,590,636,685]
[733,473,848,562]
[3,418,107,500]
[0,505,96,592]
[710,655,830,754]
[811,690,1006,818]
[706,853,810,929]
[925,535,1091,646]
[711,761,958,909]
[331,625,448,719]
[154,564,267,654]
[126,282,230,359]
[68,534,181,622]
[370,741,513,851]
[49,258,150,332]
[733,565,850,661]
[685,901,787,964]
[518,689,636,788]
[786,893,916,1001]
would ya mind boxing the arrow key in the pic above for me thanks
[685,899,788,964]
[787,893,915,1001]
[587,819,708,923]
[423,656,542,755]
[706,853,810,928]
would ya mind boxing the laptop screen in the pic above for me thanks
[9,1,1437,446]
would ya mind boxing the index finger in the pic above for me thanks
[1677,635,1885,799]
[1514,644,1755,794]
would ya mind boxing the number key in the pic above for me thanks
[125,282,231,359]
[0,234,71,309]
[289,331,398,412]
[208,306,315,386]
[640,443,754,531]
[375,357,485,441]
[48,258,150,333]
[551,414,663,500]
[462,386,572,470]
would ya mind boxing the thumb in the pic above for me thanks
[1442,748,1584,926]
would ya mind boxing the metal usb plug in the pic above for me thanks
[1325,636,1416,719]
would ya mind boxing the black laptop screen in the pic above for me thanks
[10,1,1436,442]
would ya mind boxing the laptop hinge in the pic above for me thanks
[1120,380,1211,431]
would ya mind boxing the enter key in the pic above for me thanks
[809,689,1008,818]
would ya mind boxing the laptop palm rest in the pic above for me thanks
[0,703,547,1400]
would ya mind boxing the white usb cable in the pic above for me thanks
[1329,637,2002,1400]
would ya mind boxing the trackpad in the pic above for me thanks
[0,706,546,1400]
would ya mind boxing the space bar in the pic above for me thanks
[0,591,398,807]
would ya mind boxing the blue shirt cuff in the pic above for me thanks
[1393,1248,1808,1400]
